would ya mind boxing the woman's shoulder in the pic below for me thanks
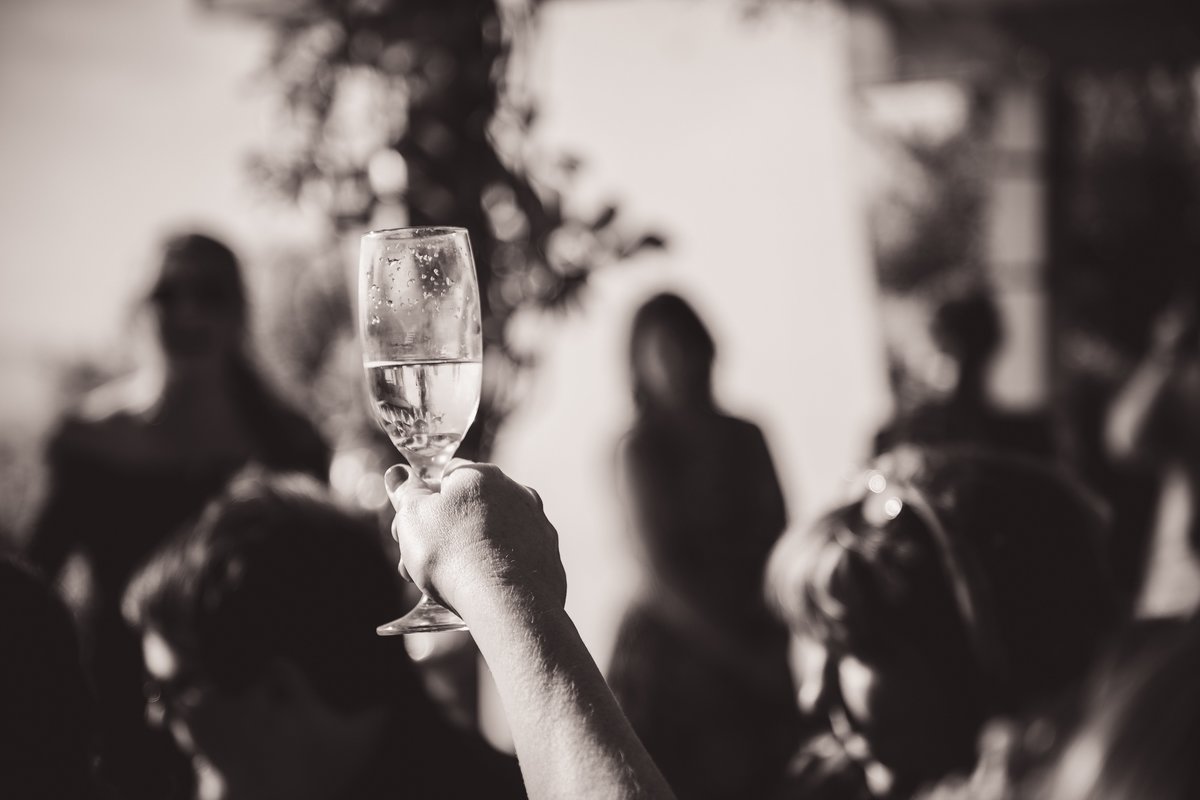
[72,372,156,423]
[711,414,774,458]
[50,376,158,460]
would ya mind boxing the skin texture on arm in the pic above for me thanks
[385,461,676,800]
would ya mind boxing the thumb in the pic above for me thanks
[384,464,435,510]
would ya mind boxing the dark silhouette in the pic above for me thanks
[608,293,801,800]
[0,557,110,799]
[26,233,330,798]
[122,470,525,800]
[875,290,1054,460]
[766,447,1117,799]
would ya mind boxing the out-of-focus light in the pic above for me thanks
[862,80,970,146]
[142,631,179,681]
[331,447,390,511]
[368,149,408,198]
[867,472,888,494]
[405,632,436,662]
[1051,733,1104,798]
[883,496,904,519]
[355,473,389,510]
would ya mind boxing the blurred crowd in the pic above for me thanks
[2,226,1200,800]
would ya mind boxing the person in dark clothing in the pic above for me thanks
[608,293,801,800]
[766,447,1118,799]
[0,557,113,799]
[875,290,1053,459]
[26,233,329,798]
[122,470,525,800]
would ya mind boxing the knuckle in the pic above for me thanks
[472,463,504,486]
[446,465,483,493]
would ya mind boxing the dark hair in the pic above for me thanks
[0,558,98,796]
[768,447,1117,716]
[151,233,247,325]
[122,471,418,712]
[630,292,716,411]
[150,232,329,478]
[930,290,1001,370]
[771,498,982,675]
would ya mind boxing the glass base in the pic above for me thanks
[376,594,469,636]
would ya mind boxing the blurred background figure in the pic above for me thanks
[0,557,108,799]
[25,233,329,798]
[122,470,524,800]
[1030,612,1200,800]
[1106,296,1200,614]
[607,293,800,800]
[911,616,1193,800]
[875,288,1053,459]
[766,448,1117,800]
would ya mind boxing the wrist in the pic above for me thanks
[457,579,564,627]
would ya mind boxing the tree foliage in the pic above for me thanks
[241,0,665,456]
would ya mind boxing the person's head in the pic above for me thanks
[148,233,247,373]
[1035,615,1200,799]
[122,470,429,800]
[630,293,716,412]
[930,289,1001,387]
[767,447,1116,793]
[0,557,97,797]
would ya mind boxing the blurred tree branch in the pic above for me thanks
[215,0,665,458]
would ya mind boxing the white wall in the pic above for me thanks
[0,0,316,427]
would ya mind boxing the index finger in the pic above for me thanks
[443,457,478,478]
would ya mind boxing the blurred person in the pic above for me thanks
[384,459,676,799]
[911,615,1191,800]
[875,290,1053,459]
[1027,612,1200,799]
[608,293,801,799]
[1106,297,1200,609]
[765,447,1118,799]
[122,470,524,800]
[26,232,330,798]
[0,557,110,799]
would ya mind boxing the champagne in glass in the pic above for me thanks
[366,360,483,484]
[359,227,482,635]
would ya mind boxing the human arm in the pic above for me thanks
[1105,309,1195,465]
[385,461,676,800]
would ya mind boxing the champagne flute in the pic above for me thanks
[359,226,482,635]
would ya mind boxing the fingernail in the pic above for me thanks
[384,464,410,497]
